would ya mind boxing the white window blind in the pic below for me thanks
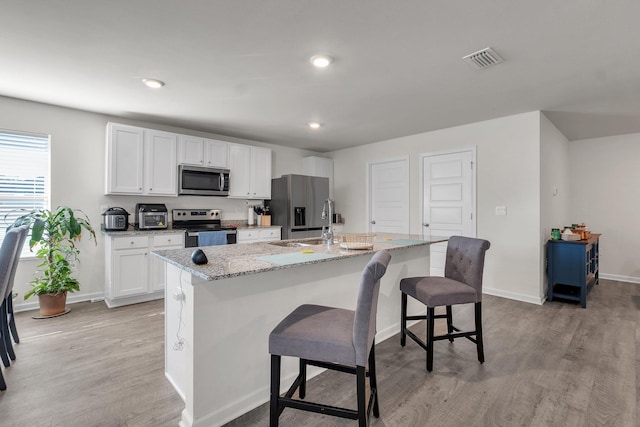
[0,131,50,256]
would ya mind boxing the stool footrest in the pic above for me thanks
[280,396,360,420]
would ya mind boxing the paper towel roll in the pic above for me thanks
[248,208,255,225]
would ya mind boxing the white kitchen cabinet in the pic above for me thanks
[204,139,229,168]
[106,236,149,300]
[178,135,228,168]
[177,135,205,165]
[228,143,272,199]
[145,130,177,195]
[303,156,334,199]
[150,234,184,292]
[237,226,281,243]
[105,123,178,196]
[105,231,185,307]
[105,123,144,194]
[251,146,272,198]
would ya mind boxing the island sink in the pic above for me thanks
[268,238,327,247]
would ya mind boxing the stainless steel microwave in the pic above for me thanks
[178,165,230,196]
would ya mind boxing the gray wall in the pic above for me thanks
[568,132,640,282]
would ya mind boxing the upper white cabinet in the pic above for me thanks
[228,144,272,199]
[105,123,144,194]
[303,156,334,199]
[251,146,272,199]
[177,135,228,168]
[105,123,177,196]
[106,122,271,199]
[145,130,177,195]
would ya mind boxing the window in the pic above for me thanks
[0,130,50,256]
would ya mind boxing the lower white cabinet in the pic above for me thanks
[105,232,184,307]
[237,227,281,243]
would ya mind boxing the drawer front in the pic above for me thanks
[259,228,281,239]
[153,233,184,248]
[238,229,256,240]
[113,236,148,250]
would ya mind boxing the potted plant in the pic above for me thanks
[7,206,96,317]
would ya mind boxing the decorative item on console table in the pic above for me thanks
[6,206,96,317]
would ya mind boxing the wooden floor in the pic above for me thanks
[1,279,638,426]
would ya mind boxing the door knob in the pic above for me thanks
[371,220,376,224]
[423,223,429,227]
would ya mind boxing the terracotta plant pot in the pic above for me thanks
[38,292,67,317]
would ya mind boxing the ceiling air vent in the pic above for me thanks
[463,47,504,70]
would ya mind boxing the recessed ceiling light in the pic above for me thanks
[309,55,333,68]
[308,122,321,129]
[142,78,165,89]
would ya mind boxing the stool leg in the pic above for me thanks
[299,359,306,399]
[368,341,380,418]
[356,365,367,427]
[8,296,19,344]
[475,302,484,364]
[270,355,281,427]
[1,302,15,361]
[0,304,11,368]
[0,366,5,390]
[446,305,454,342]
[400,292,407,347]
[426,307,435,372]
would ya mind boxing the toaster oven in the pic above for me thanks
[134,204,168,230]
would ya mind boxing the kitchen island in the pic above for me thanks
[153,234,445,427]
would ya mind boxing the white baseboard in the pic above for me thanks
[13,291,105,313]
[600,273,640,284]
[483,287,544,305]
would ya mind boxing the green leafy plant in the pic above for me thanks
[7,206,96,300]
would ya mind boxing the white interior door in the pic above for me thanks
[368,158,409,233]
[422,149,476,276]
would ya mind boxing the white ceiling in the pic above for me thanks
[2,1,640,152]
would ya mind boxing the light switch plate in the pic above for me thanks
[495,206,507,216]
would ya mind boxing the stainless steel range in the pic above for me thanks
[172,209,237,247]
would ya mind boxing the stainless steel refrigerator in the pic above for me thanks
[269,174,330,239]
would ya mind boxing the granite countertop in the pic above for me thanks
[152,233,447,282]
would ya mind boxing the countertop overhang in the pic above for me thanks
[152,233,447,282]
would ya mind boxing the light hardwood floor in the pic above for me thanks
[1,279,638,426]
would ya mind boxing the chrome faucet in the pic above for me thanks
[321,198,334,244]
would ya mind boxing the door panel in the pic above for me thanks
[422,150,475,275]
[369,159,409,234]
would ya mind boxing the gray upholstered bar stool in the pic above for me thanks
[2,225,29,361]
[400,236,490,372]
[269,250,392,427]
[0,226,25,390]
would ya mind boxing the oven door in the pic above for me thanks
[179,165,230,196]
[185,230,236,248]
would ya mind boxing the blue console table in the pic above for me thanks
[547,233,600,308]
